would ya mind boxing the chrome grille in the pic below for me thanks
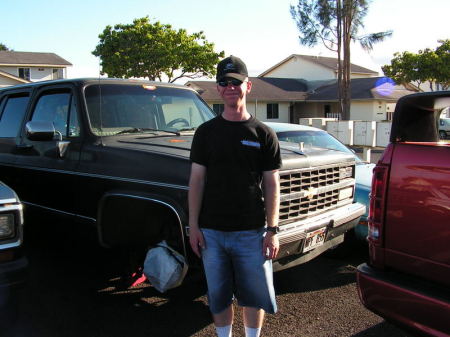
[279,164,353,223]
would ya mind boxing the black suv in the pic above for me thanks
[0,79,364,277]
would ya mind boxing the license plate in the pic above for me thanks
[303,227,327,252]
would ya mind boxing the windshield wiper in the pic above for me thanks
[178,127,197,132]
[116,128,179,135]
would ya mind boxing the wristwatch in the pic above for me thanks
[266,226,280,234]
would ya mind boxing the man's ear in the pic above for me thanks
[246,80,252,94]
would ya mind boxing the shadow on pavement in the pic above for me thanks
[2,218,212,337]
[350,322,412,337]
[274,239,369,295]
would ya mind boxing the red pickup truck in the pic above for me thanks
[357,91,450,336]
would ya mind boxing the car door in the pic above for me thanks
[14,84,83,216]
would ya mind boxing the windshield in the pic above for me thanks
[84,84,215,136]
[440,118,450,126]
[276,129,361,162]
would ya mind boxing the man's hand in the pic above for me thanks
[263,231,279,260]
[189,226,205,258]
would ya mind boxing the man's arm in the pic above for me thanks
[262,169,280,259]
[188,162,207,258]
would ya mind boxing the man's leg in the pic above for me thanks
[212,304,234,337]
[213,304,234,326]
[242,307,264,327]
[231,228,277,337]
[201,229,235,337]
[243,307,264,337]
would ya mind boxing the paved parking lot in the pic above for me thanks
[2,220,411,337]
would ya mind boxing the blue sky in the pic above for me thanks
[1,0,449,82]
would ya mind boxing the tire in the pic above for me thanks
[439,130,447,139]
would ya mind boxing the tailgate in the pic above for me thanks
[385,142,450,286]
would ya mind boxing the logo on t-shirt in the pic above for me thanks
[241,140,261,149]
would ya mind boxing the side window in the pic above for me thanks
[267,103,279,119]
[0,94,30,138]
[31,91,79,138]
[18,68,31,81]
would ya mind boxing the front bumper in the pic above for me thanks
[273,202,365,271]
[357,263,450,336]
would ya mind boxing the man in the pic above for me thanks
[188,55,281,337]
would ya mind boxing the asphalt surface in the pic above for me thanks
[1,220,411,337]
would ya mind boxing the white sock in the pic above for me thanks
[215,324,232,337]
[245,326,261,337]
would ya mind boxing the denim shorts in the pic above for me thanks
[200,227,277,314]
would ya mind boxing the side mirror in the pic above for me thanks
[25,121,56,141]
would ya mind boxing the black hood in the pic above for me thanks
[103,135,356,170]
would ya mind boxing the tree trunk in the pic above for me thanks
[341,0,353,121]
[336,0,344,118]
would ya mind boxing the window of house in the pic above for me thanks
[324,104,341,119]
[0,94,30,137]
[267,103,279,119]
[52,68,64,80]
[31,91,79,138]
[212,104,224,114]
[18,68,30,81]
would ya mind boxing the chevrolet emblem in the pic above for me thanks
[304,187,318,200]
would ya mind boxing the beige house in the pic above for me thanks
[187,78,307,123]
[259,54,378,80]
[187,54,417,122]
[0,51,72,88]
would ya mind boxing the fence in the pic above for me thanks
[299,118,391,148]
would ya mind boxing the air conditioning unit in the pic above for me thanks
[354,121,376,147]
[376,122,392,147]
[327,120,354,145]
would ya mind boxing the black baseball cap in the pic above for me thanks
[216,55,248,82]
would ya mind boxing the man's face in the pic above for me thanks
[216,77,252,108]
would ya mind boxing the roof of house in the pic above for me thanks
[0,51,72,66]
[187,77,308,101]
[187,76,417,103]
[306,77,418,101]
[259,54,378,77]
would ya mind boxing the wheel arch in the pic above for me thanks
[97,191,187,257]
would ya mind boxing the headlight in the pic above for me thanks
[339,166,354,179]
[0,214,15,239]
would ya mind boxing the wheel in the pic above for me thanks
[166,118,189,128]
[439,130,447,139]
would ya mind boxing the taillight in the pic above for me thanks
[368,164,389,245]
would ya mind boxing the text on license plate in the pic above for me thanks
[303,227,327,252]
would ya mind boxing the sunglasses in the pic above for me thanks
[217,78,244,87]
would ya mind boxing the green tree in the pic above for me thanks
[382,51,421,87]
[0,43,10,51]
[92,17,224,83]
[290,0,392,119]
[382,40,450,91]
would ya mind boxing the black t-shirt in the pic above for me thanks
[190,115,282,231]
